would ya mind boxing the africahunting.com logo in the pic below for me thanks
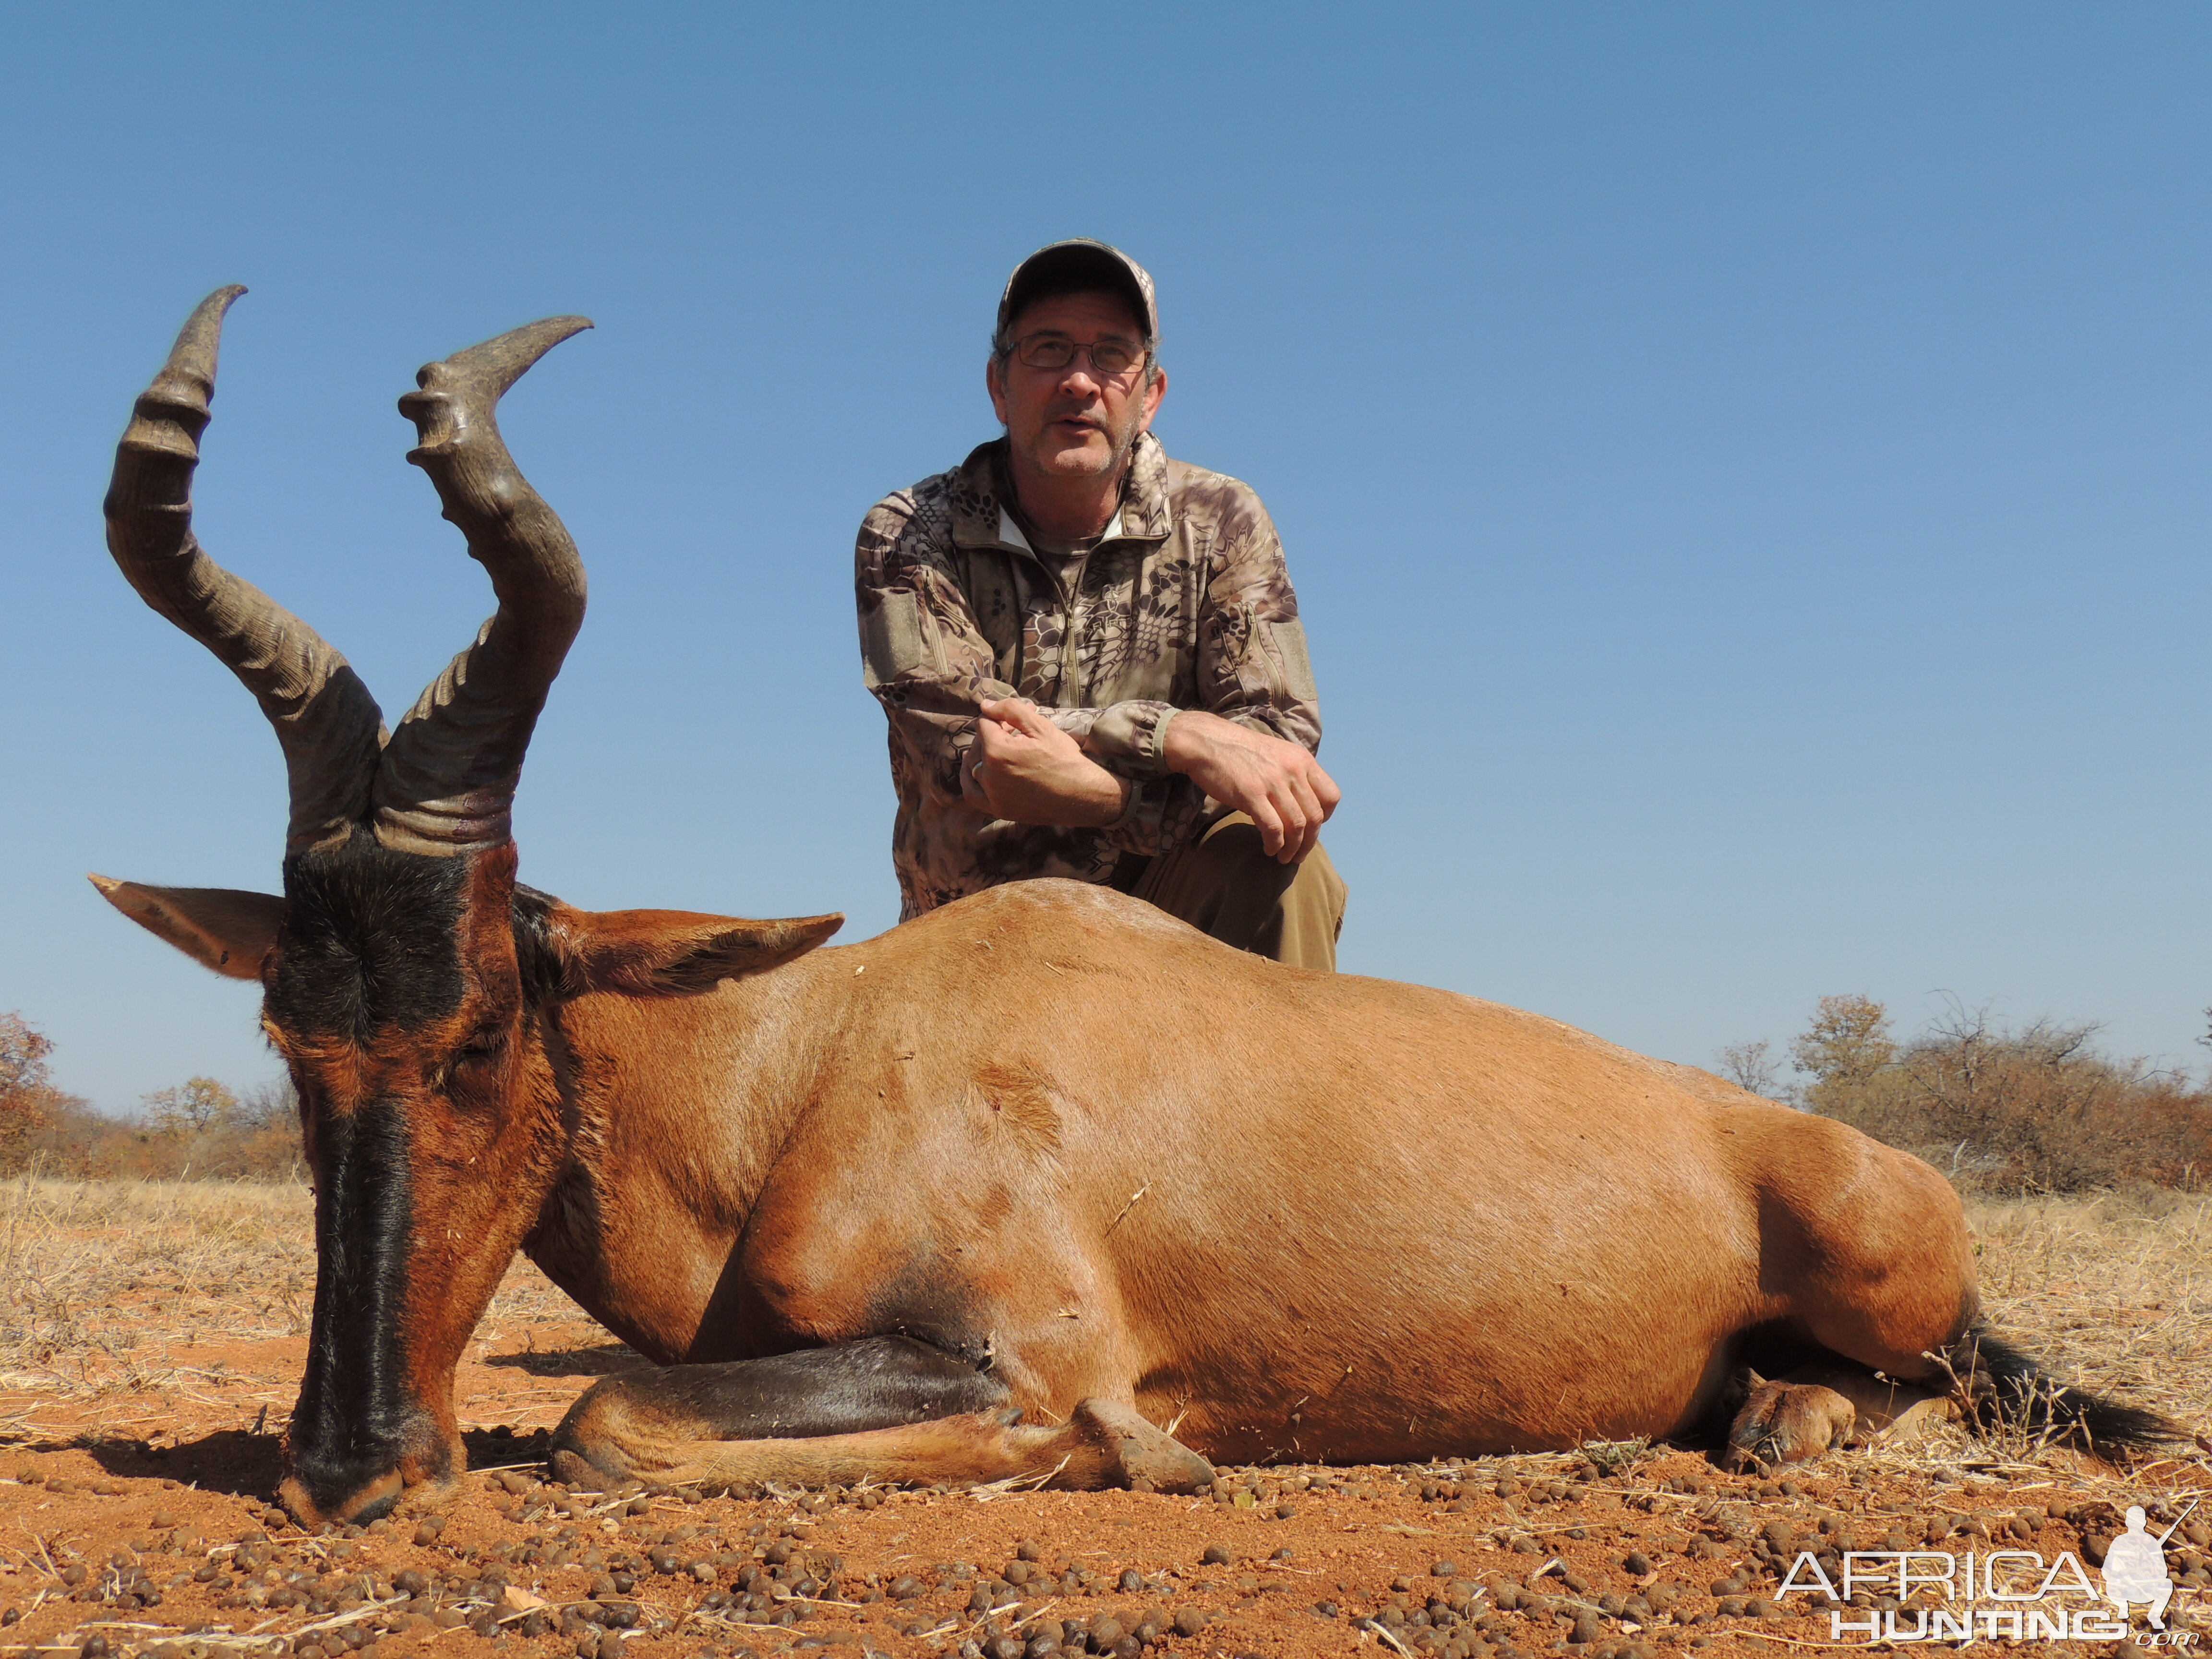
[1778,1499,2198,1645]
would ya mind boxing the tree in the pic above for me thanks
[143,1076,239,1135]
[0,1012,61,1171]
[233,1077,300,1132]
[1715,1039,1784,1100]
[1788,994,1896,1118]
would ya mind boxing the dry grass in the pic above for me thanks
[0,1175,310,1397]
[0,1176,575,1407]
[1960,1189,2211,1492]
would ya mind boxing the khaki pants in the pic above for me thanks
[1117,812,1347,971]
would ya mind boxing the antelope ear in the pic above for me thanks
[89,874,283,980]
[552,907,844,997]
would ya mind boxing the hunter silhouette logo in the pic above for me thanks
[2105,1501,2194,1631]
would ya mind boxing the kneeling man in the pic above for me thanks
[855,240,1346,968]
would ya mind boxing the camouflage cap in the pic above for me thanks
[995,240,1159,350]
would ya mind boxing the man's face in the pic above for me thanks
[987,290,1166,487]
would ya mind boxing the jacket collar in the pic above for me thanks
[950,433,1173,553]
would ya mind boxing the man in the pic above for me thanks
[854,239,1346,968]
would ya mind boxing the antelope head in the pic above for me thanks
[93,291,838,1523]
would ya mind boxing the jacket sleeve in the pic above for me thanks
[1200,504,1323,748]
[855,493,1016,811]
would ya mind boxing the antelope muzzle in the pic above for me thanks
[280,1098,456,1524]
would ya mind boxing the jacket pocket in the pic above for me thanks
[859,589,933,687]
[1254,616,1320,705]
[1233,607,1320,710]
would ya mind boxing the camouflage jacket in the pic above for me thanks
[856,433,1322,920]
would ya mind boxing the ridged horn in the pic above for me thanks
[372,316,593,855]
[104,287,388,854]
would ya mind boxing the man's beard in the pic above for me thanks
[1098,401,1146,476]
[1031,397,1145,480]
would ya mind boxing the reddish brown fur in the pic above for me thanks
[260,849,577,1520]
[476,884,1962,1484]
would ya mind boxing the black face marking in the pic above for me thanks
[285,1095,434,1516]
[269,834,471,1040]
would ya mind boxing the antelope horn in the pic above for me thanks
[104,287,388,854]
[373,315,593,854]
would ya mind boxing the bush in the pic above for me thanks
[1774,995,2212,1193]
[1,1013,304,1182]
[0,1012,82,1173]
[15,1077,302,1184]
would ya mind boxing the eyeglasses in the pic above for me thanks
[1009,332,1149,378]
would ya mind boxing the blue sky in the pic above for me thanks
[3,4,2206,1113]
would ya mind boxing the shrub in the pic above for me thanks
[22,1076,303,1184]
[0,1012,81,1174]
[1778,996,2212,1193]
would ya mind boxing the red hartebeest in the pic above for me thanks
[93,290,2170,1525]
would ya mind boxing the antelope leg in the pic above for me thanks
[1720,1372,1857,1472]
[547,1337,1212,1493]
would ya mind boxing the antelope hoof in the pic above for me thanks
[549,1443,628,1492]
[548,1394,644,1492]
[1722,1376,1856,1473]
[278,1467,405,1527]
[1058,1398,1215,1494]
